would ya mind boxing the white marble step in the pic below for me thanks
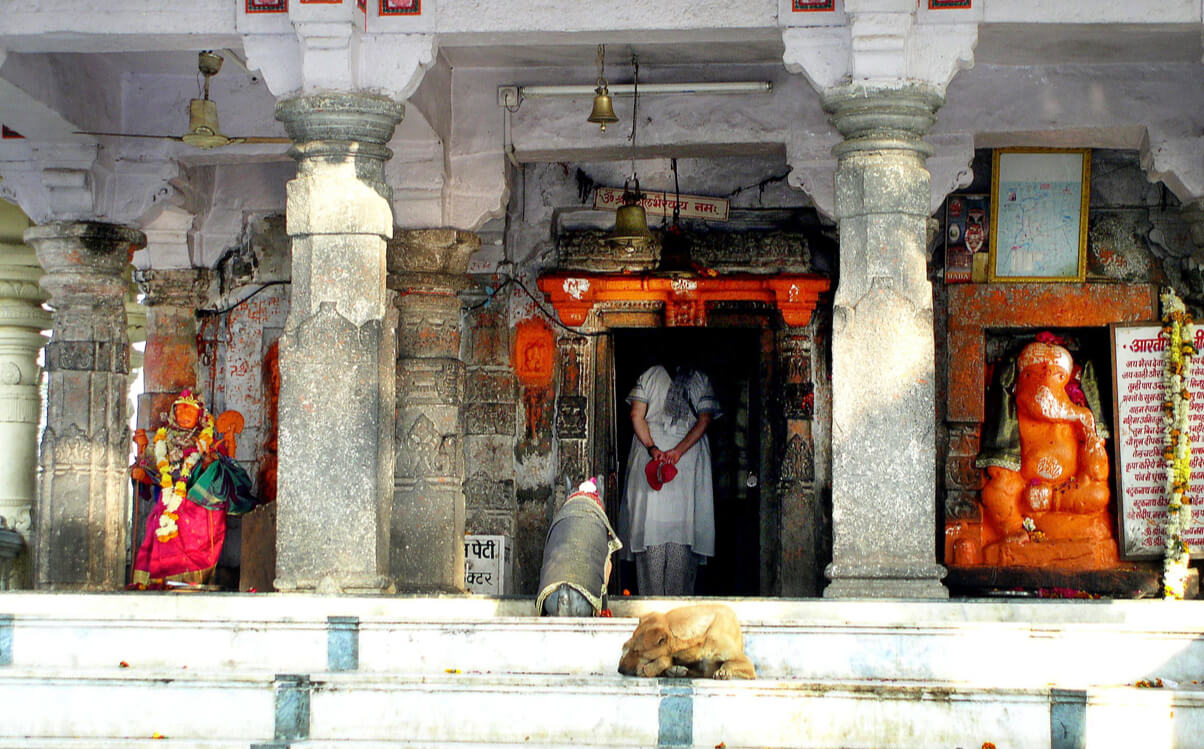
[4,593,1204,690]
[3,668,1201,748]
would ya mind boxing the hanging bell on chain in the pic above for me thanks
[587,84,620,132]
[606,178,653,252]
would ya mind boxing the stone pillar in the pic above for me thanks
[777,329,821,596]
[461,284,519,538]
[388,228,478,592]
[0,204,51,589]
[134,268,209,429]
[273,93,404,594]
[821,85,948,598]
[553,334,593,505]
[25,221,145,590]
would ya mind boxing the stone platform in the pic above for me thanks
[1,593,1203,747]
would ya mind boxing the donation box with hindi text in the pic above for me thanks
[464,535,514,594]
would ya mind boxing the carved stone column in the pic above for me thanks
[388,228,478,592]
[777,329,821,596]
[273,93,404,594]
[822,85,948,598]
[0,204,51,589]
[26,220,144,590]
[461,284,519,538]
[554,334,593,505]
[134,268,209,429]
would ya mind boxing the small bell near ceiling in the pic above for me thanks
[606,178,653,252]
[587,86,619,132]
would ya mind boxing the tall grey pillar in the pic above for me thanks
[273,93,404,594]
[822,85,948,598]
[26,221,145,590]
[388,228,478,592]
[0,207,51,589]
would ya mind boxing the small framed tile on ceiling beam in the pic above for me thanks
[380,0,420,15]
[246,0,287,12]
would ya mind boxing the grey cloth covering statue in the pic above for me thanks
[536,482,623,616]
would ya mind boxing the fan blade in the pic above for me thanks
[232,136,292,144]
[74,131,185,141]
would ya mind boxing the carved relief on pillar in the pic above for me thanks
[396,409,464,480]
[781,433,816,483]
[465,469,518,537]
[944,423,983,521]
[396,297,464,359]
[26,220,145,590]
[554,334,594,503]
[397,358,464,406]
[555,396,587,439]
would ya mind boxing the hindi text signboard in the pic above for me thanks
[1111,323,1204,558]
[594,187,729,222]
[464,534,513,594]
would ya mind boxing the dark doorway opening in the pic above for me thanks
[611,327,763,597]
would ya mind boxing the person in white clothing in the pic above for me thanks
[618,353,720,596]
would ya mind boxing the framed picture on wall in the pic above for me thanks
[987,148,1091,283]
[944,193,988,283]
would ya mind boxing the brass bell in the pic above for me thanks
[588,85,620,132]
[607,179,653,251]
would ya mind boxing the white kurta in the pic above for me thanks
[618,365,720,560]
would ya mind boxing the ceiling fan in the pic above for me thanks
[76,51,291,149]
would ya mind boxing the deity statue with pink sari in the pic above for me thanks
[129,389,255,589]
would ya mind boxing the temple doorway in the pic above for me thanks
[611,327,764,597]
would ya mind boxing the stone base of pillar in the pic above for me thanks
[824,563,949,599]
[391,482,465,594]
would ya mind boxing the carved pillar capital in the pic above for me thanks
[134,267,211,308]
[823,84,943,159]
[388,228,479,292]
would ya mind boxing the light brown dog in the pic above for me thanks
[618,604,757,679]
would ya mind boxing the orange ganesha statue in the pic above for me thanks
[961,339,1120,569]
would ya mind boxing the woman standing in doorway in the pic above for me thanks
[618,346,720,596]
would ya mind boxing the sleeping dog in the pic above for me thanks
[618,603,757,679]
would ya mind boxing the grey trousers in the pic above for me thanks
[635,542,698,596]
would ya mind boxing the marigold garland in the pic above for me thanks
[1160,288,1194,599]
[150,415,215,543]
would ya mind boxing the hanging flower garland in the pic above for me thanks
[1160,288,1195,599]
[150,415,215,543]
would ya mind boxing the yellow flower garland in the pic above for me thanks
[150,416,216,543]
[1160,288,1194,599]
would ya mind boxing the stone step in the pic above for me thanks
[3,668,1201,748]
[4,594,1204,689]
